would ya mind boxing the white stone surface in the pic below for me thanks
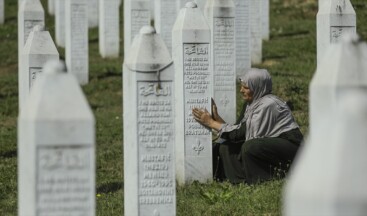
[55,0,65,47]
[65,0,89,85]
[88,0,99,28]
[317,0,356,65]
[233,0,251,76]
[205,0,236,124]
[178,0,206,11]
[194,0,207,10]
[18,0,45,110]
[155,0,178,53]
[284,35,367,216]
[173,2,213,185]
[48,0,55,15]
[19,25,59,110]
[250,0,262,64]
[261,0,269,40]
[123,26,176,216]
[18,60,95,216]
[0,0,4,24]
[99,0,120,58]
[123,0,151,56]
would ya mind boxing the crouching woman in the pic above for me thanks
[192,68,303,184]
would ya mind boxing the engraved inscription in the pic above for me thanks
[36,146,93,216]
[235,0,251,70]
[131,10,150,41]
[29,67,42,90]
[183,43,212,156]
[160,0,176,51]
[330,26,355,43]
[137,81,175,214]
[24,20,43,45]
[71,3,87,73]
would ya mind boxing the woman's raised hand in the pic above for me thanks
[192,107,223,131]
[211,98,225,124]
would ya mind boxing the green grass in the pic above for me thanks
[1,0,367,215]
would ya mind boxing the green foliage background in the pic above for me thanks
[0,0,366,215]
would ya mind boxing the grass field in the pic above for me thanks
[1,0,367,215]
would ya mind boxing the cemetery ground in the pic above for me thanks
[1,0,367,215]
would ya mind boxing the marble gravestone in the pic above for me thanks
[173,2,212,185]
[88,0,98,28]
[205,0,236,124]
[48,0,55,15]
[123,26,176,216]
[99,0,120,58]
[250,0,262,64]
[316,0,356,65]
[155,0,178,53]
[284,35,367,215]
[65,0,89,85]
[19,25,59,110]
[18,60,96,216]
[261,0,269,40]
[0,0,4,24]
[178,0,206,11]
[233,0,251,77]
[55,0,65,47]
[123,0,150,56]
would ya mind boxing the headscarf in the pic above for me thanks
[220,68,299,140]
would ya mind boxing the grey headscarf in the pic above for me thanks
[220,68,299,140]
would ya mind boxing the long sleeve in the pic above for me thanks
[218,102,248,143]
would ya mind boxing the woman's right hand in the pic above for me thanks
[212,98,225,124]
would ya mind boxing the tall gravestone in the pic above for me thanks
[250,0,262,64]
[55,0,65,47]
[155,0,178,53]
[65,0,89,85]
[178,0,206,10]
[19,25,59,110]
[123,26,176,216]
[205,0,236,124]
[284,35,367,215]
[123,0,151,56]
[0,0,4,24]
[18,60,96,216]
[261,0,269,40]
[233,0,251,76]
[173,2,212,184]
[88,0,98,28]
[48,0,55,15]
[99,0,120,58]
[317,0,356,65]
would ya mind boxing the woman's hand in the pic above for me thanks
[211,98,225,124]
[192,107,222,131]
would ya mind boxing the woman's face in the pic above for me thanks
[240,84,254,102]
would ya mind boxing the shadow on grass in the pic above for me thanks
[97,181,123,194]
[0,150,17,158]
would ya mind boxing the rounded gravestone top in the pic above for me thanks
[43,60,67,74]
[185,2,198,8]
[140,26,156,35]
[32,24,45,32]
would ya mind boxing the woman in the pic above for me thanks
[192,68,303,184]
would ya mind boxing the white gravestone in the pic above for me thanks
[205,0,236,124]
[173,2,213,185]
[0,0,4,24]
[55,0,65,47]
[250,0,262,64]
[123,26,176,216]
[19,25,59,110]
[99,0,120,58]
[261,0,269,40]
[233,0,251,77]
[316,0,356,65]
[48,0,55,15]
[65,0,89,85]
[178,0,206,11]
[18,60,96,216]
[88,0,99,28]
[155,0,178,53]
[284,35,367,216]
[123,0,151,56]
